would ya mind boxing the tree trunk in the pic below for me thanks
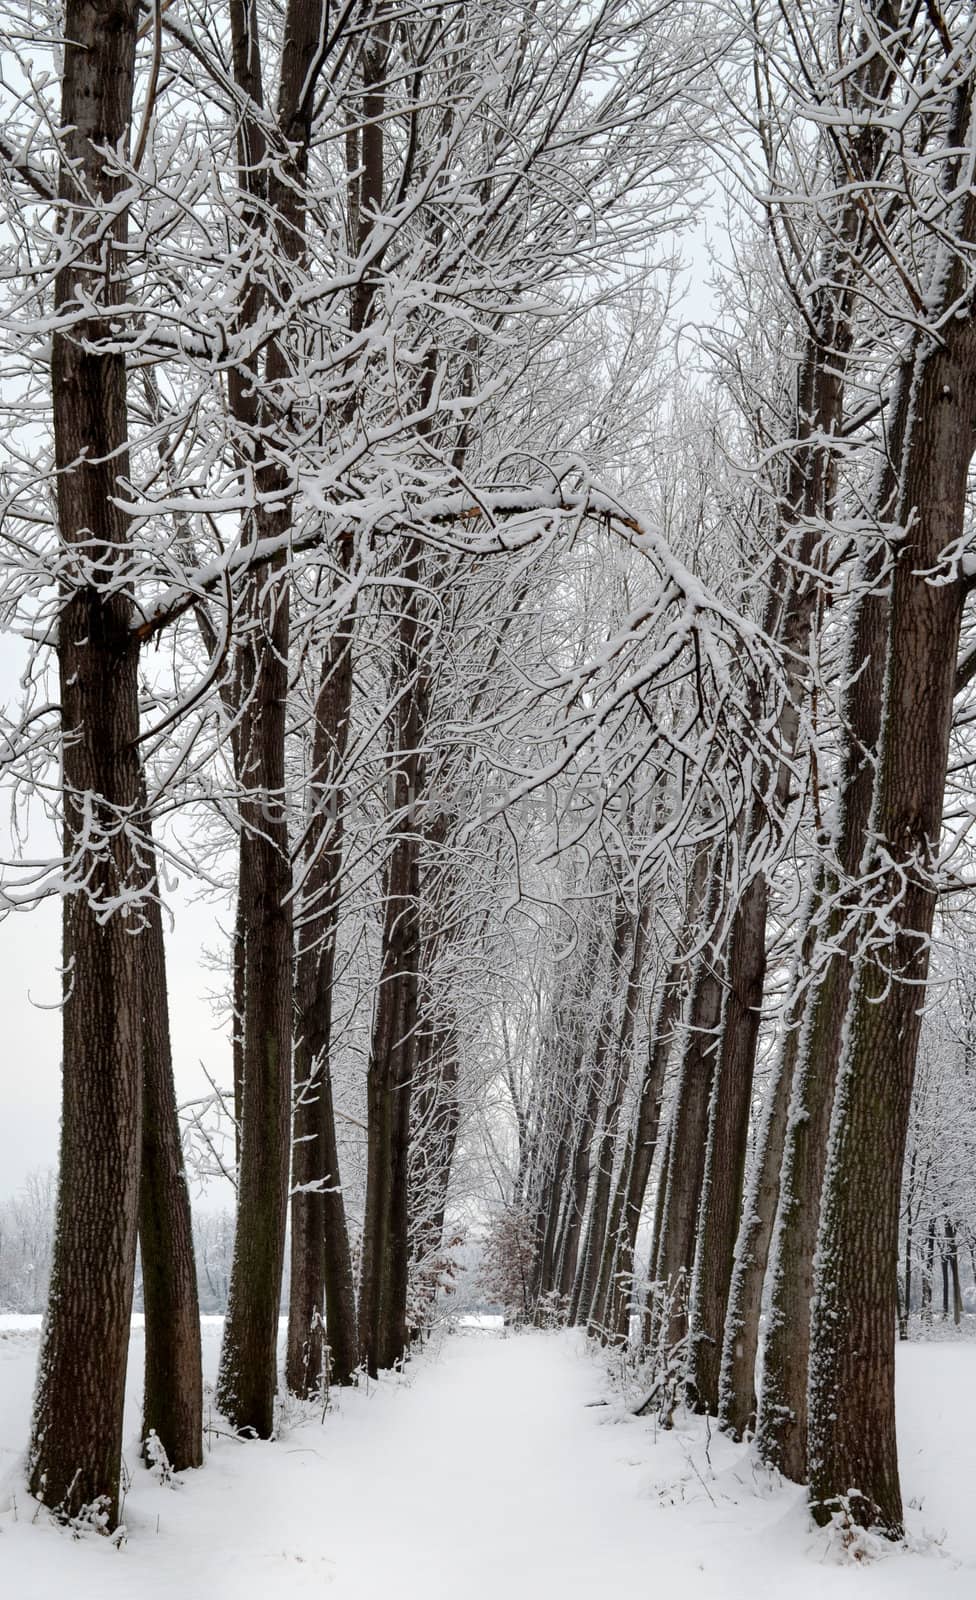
[945,1218,963,1326]
[217,0,336,1432]
[686,865,770,1413]
[717,900,816,1438]
[745,0,906,1482]
[27,0,142,1531]
[287,611,359,1394]
[808,278,976,1536]
[755,538,890,1479]
[901,1148,916,1337]
[595,846,711,1342]
[358,539,427,1374]
[571,902,639,1324]
[921,1218,935,1325]
[556,1062,603,1309]
[651,853,727,1351]
[358,828,423,1374]
[215,582,294,1434]
[686,129,872,1412]
[590,962,675,1341]
[139,826,203,1471]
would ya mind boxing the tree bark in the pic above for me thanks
[215,582,294,1435]
[556,904,631,1319]
[139,827,203,1471]
[597,962,679,1342]
[217,0,337,1432]
[809,260,976,1536]
[286,612,359,1394]
[651,853,726,1351]
[594,845,711,1342]
[716,902,815,1437]
[575,903,649,1327]
[358,541,427,1375]
[28,0,142,1529]
[570,902,638,1323]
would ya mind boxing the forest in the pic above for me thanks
[1,0,976,1590]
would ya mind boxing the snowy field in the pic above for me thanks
[1,1318,974,1598]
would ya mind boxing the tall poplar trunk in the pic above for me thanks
[744,0,905,1479]
[686,864,770,1412]
[688,0,906,1423]
[809,200,976,1534]
[574,903,648,1326]
[217,0,335,1433]
[216,582,294,1435]
[286,615,360,1394]
[651,853,726,1350]
[139,827,203,1471]
[593,844,710,1341]
[28,0,142,1528]
[559,906,631,1320]
[528,950,593,1308]
[755,492,894,1480]
[358,544,428,1374]
[406,807,468,1322]
[686,282,854,1418]
[716,900,816,1437]
[533,1106,575,1305]
[595,959,680,1341]
[556,1062,603,1308]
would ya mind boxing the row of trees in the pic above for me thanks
[0,0,721,1534]
[480,0,976,1547]
[3,0,976,1552]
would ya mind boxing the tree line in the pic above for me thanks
[1,0,976,1552]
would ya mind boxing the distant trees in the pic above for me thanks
[0,1173,55,1314]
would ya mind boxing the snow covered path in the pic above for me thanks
[2,1322,976,1598]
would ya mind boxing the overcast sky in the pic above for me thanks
[0,624,236,1205]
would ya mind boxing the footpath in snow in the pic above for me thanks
[1,1320,975,1599]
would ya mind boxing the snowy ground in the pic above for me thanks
[1,1316,974,1598]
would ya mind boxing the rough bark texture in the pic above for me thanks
[808,300,976,1536]
[571,903,638,1324]
[554,907,631,1319]
[686,276,854,1417]
[286,613,359,1395]
[753,11,910,1484]
[686,865,769,1413]
[555,1057,603,1308]
[528,950,593,1308]
[652,856,726,1350]
[27,0,142,1530]
[139,831,204,1471]
[358,541,427,1375]
[593,846,711,1342]
[358,829,423,1374]
[755,503,892,1480]
[691,0,906,1430]
[218,0,336,1432]
[716,906,814,1438]
[595,955,681,1341]
[216,577,294,1435]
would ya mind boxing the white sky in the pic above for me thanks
[0,622,234,1206]
[0,875,234,1200]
